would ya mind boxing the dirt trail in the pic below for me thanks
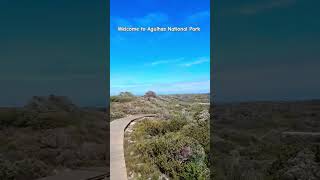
[110,114,156,180]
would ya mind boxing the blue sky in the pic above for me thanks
[110,0,210,95]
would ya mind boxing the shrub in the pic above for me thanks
[0,109,18,128]
[144,91,157,98]
[142,120,166,136]
[111,92,136,103]
[110,110,126,120]
[136,132,208,178]
[134,118,187,138]
[0,109,79,129]
[181,121,210,154]
[165,117,188,132]
[267,143,304,176]
[13,111,77,129]
[180,162,208,180]
[0,159,50,180]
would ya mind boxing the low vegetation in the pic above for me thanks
[110,92,136,103]
[213,101,320,180]
[0,96,107,179]
[111,92,210,179]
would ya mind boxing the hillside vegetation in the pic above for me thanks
[213,101,320,180]
[111,92,210,179]
[0,95,107,180]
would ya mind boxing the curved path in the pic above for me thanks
[110,114,156,180]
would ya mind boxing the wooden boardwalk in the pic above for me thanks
[110,114,156,180]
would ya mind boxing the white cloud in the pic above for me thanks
[150,60,171,66]
[147,57,210,67]
[181,57,210,67]
[148,58,184,66]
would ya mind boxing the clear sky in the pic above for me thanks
[110,0,210,95]
[214,0,320,102]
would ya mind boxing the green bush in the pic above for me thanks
[267,144,303,177]
[14,111,77,129]
[219,129,258,146]
[111,92,136,103]
[142,120,166,136]
[110,111,126,120]
[0,109,18,128]
[0,159,50,180]
[181,121,210,154]
[0,109,78,129]
[136,132,208,178]
[165,117,188,132]
[134,118,187,138]
[180,162,208,180]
